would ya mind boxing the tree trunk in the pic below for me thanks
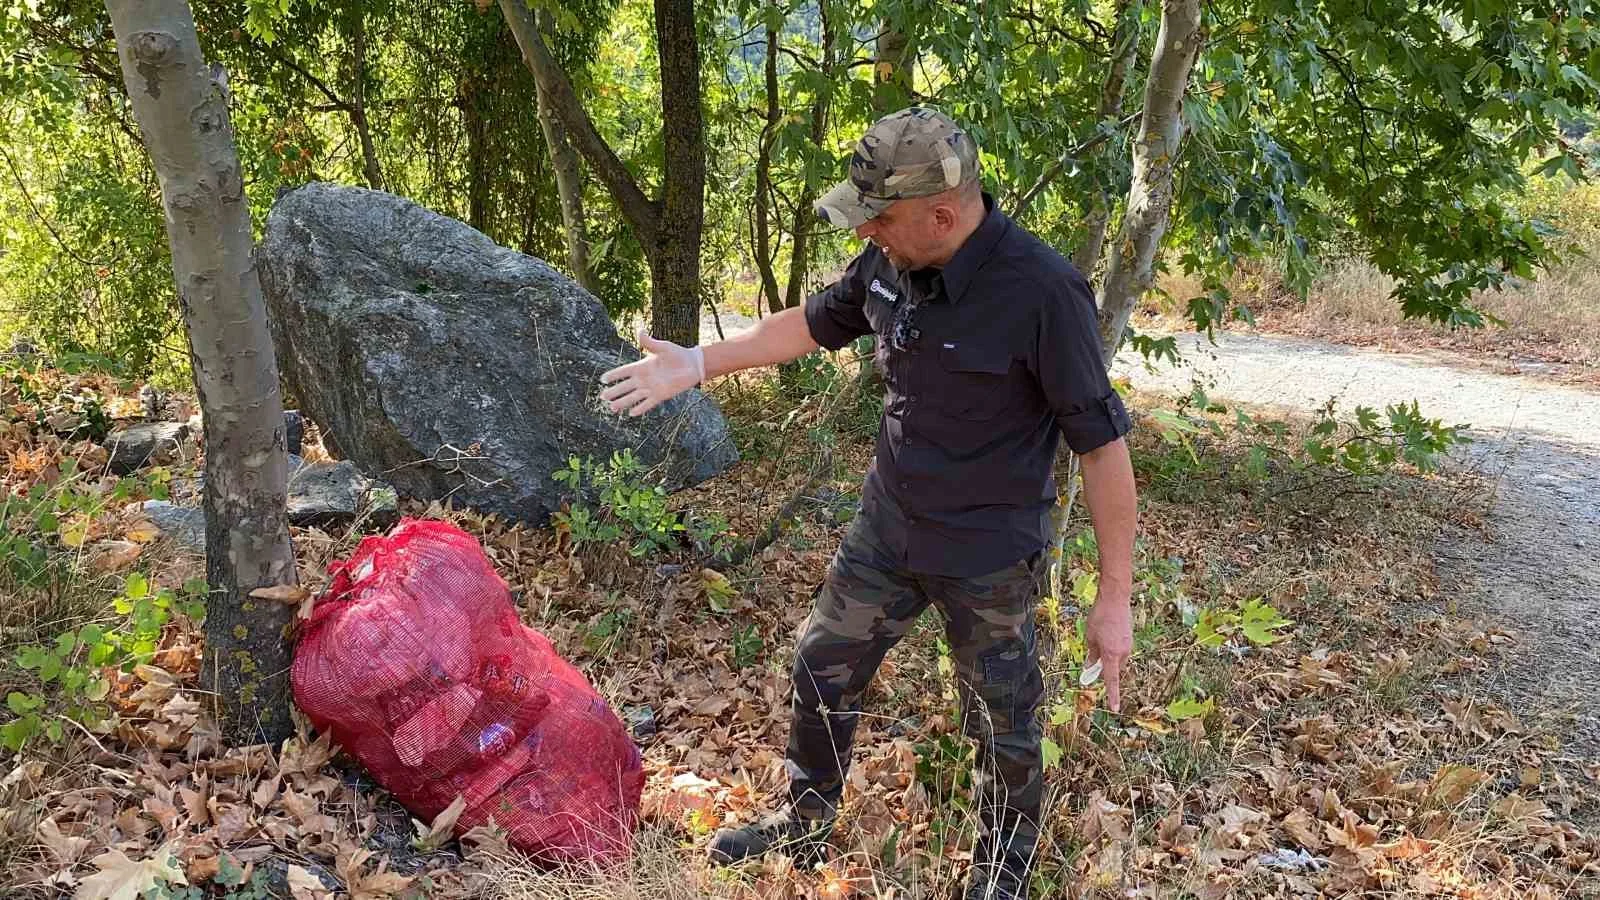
[782,0,838,311]
[753,18,783,315]
[349,9,384,191]
[462,69,492,232]
[874,21,912,113]
[531,7,595,293]
[651,0,705,345]
[499,0,704,346]
[105,0,298,746]
[1095,0,1201,362]
[1072,0,1143,275]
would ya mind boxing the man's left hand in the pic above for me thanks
[1083,583,1133,712]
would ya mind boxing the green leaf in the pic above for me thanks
[217,854,246,887]
[1040,736,1063,770]
[1070,571,1098,606]
[60,667,86,695]
[88,641,117,666]
[0,717,37,751]
[7,692,42,714]
[123,572,149,600]
[1192,606,1220,646]
[1239,598,1292,645]
[1166,696,1215,721]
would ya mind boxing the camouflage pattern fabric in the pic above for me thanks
[815,107,983,229]
[786,515,1046,880]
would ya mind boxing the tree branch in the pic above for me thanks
[0,144,113,268]
[1008,111,1140,217]
[265,46,354,113]
[498,0,660,244]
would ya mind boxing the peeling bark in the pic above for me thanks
[105,0,297,746]
[1095,0,1202,362]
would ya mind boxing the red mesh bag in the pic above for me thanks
[291,518,643,864]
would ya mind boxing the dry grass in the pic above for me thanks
[1145,179,1600,384]
[1267,256,1600,368]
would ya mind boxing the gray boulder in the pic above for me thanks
[258,183,737,525]
[140,500,205,552]
[286,455,399,528]
[142,455,400,548]
[107,422,192,475]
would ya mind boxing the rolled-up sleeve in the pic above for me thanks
[1034,268,1132,453]
[803,251,873,351]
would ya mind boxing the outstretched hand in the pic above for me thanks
[599,328,705,417]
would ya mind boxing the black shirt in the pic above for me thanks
[804,194,1132,578]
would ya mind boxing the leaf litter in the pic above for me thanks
[0,366,1596,898]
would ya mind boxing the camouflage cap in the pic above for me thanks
[814,107,981,230]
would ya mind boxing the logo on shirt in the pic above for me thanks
[869,278,899,305]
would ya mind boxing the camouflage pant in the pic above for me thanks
[786,516,1046,878]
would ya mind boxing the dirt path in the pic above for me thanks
[1112,331,1600,759]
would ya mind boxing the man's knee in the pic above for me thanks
[791,621,869,710]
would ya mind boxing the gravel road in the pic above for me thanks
[1112,330,1600,758]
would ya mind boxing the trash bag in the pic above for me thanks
[291,518,643,864]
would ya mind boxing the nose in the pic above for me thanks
[854,220,875,240]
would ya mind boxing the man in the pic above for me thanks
[599,107,1137,900]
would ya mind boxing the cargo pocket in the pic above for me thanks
[936,342,1014,420]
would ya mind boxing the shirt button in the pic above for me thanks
[899,481,910,490]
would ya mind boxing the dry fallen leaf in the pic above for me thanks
[123,519,161,544]
[1281,807,1326,851]
[88,539,142,573]
[1427,764,1488,808]
[338,848,414,900]
[691,694,732,718]
[411,793,467,851]
[184,854,220,883]
[287,864,334,900]
[250,583,311,604]
[0,760,44,795]
[280,730,337,777]
[459,819,511,859]
[74,843,187,900]
[37,816,90,865]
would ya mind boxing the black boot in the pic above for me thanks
[707,807,834,866]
